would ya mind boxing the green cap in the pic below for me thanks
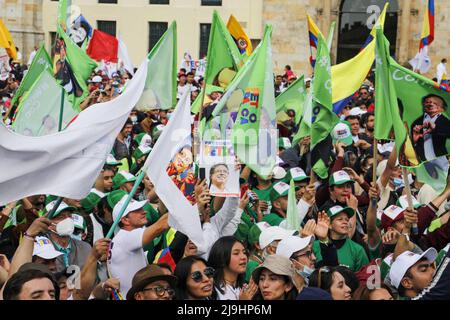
[112,171,137,190]
[80,189,106,213]
[248,222,271,246]
[45,195,58,206]
[263,213,284,226]
[45,201,78,220]
[278,137,292,150]
[133,145,152,160]
[270,181,292,202]
[234,223,250,244]
[151,124,165,140]
[107,190,128,209]
[134,133,152,147]
[206,84,225,95]
[331,121,353,147]
[284,167,310,183]
[329,170,354,187]
[72,213,87,231]
[326,205,355,220]
[106,154,121,166]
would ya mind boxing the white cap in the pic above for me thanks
[276,235,313,259]
[259,226,296,250]
[348,107,367,116]
[72,214,86,230]
[112,195,147,223]
[389,248,438,289]
[33,236,63,260]
[91,75,102,83]
[272,166,287,180]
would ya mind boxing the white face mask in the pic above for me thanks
[53,218,75,236]
[130,116,138,123]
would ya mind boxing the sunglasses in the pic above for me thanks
[191,267,215,283]
[142,286,175,297]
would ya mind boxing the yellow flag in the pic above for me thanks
[227,15,253,56]
[0,19,17,60]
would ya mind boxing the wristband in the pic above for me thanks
[23,232,36,241]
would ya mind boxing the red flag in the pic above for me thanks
[87,29,118,63]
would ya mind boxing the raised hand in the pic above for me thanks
[239,277,258,300]
[301,219,316,238]
[315,211,330,241]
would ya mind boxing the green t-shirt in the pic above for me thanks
[313,238,370,272]
[252,185,273,214]
[262,213,284,226]
[245,259,261,283]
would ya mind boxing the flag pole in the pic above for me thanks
[371,138,378,207]
[47,197,64,219]
[106,168,147,239]
[402,166,418,234]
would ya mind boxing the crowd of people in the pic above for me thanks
[1,49,450,301]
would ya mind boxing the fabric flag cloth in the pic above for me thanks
[0,59,148,206]
[145,90,206,252]
[375,28,450,192]
[275,75,306,125]
[11,68,79,136]
[136,21,177,111]
[191,11,242,114]
[9,45,52,117]
[310,34,339,179]
[57,0,72,32]
[69,14,93,48]
[54,24,97,104]
[118,34,134,76]
[87,29,119,63]
[331,3,388,114]
[229,25,277,179]
[286,179,300,231]
[293,89,313,145]
[409,45,431,74]
[307,15,323,67]
[0,19,17,60]
[410,0,434,73]
[227,15,253,57]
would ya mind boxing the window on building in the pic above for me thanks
[199,23,211,59]
[337,0,398,63]
[149,22,168,51]
[150,0,170,4]
[97,20,117,37]
[98,0,118,3]
[201,0,222,6]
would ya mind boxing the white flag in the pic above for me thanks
[145,90,206,252]
[409,46,431,74]
[0,59,148,206]
[118,34,134,76]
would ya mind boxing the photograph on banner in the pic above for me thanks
[199,140,239,197]
[0,48,11,81]
[166,136,197,204]
[391,63,450,166]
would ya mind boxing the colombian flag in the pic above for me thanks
[420,0,435,50]
[227,15,253,56]
[307,15,323,67]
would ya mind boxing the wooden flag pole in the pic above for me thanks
[371,138,378,207]
[402,166,418,234]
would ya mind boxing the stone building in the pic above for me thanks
[0,0,44,64]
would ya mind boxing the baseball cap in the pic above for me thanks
[252,254,296,283]
[105,154,121,166]
[329,170,354,187]
[91,75,102,83]
[331,121,353,147]
[272,166,287,180]
[248,222,271,246]
[381,205,406,232]
[234,223,250,244]
[348,107,366,117]
[134,133,152,148]
[259,226,296,250]
[45,201,77,219]
[389,248,438,289]
[80,188,106,212]
[151,124,165,140]
[112,195,147,223]
[397,195,421,210]
[276,235,313,259]
[112,171,137,189]
[278,137,292,150]
[33,236,63,260]
[284,167,310,183]
[326,205,355,220]
[72,214,86,231]
[107,190,128,210]
[133,145,152,160]
[270,181,291,202]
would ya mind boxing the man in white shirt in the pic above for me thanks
[27,46,38,66]
[108,195,169,297]
[436,58,448,84]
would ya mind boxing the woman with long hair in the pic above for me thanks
[174,255,215,300]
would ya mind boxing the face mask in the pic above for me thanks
[392,178,404,189]
[53,218,75,236]
[70,233,82,241]
[293,260,315,279]
[130,116,138,123]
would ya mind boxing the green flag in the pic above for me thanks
[136,21,177,110]
[191,11,242,114]
[9,45,52,119]
[11,68,79,136]
[286,179,300,230]
[292,90,312,145]
[229,25,276,179]
[57,0,71,30]
[326,21,336,51]
[275,75,306,125]
[54,24,97,105]
[310,34,339,179]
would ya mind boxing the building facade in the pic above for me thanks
[3,0,449,79]
[0,0,44,64]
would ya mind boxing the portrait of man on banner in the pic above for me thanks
[53,37,84,97]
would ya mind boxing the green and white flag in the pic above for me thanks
[310,34,339,179]
[276,75,306,125]
[11,68,79,136]
[136,21,177,110]
[191,11,241,114]
[286,179,300,231]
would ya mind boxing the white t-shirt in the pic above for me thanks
[215,284,241,300]
[108,228,147,297]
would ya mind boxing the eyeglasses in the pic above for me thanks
[292,250,314,260]
[191,267,215,283]
[317,267,330,289]
[142,286,175,297]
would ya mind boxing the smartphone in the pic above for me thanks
[199,167,206,180]
[240,184,249,198]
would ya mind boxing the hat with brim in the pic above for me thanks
[259,226,296,249]
[45,201,78,219]
[276,235,313,259]
[33,236,63,260]
[251,254,296,284]
[272,166,287,180]
[329,170,354,187]
[107,190,128,210]
[80,188,106,212]
[112,171,137,190]
[285,167,310,183]
[381,205,406,232]
[278,137,292,150]
[248,222,271,246]
[72,214,86,231]
[326,205,355,220]
[126,265,177,300]
[112,195,147,222]
[270,181,294,202]
[331,121,353,147]
[106,154,121,166]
